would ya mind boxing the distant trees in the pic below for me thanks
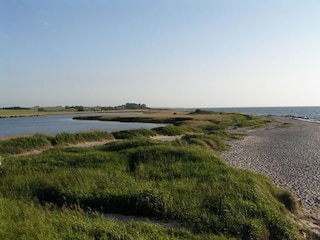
[7,103,149,112]
[124,103,147,110]
[110,103,148,110]
[65,106,85,111]
[64,103,147,111]
[2,107,31,110]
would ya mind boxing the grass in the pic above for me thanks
[1,196,230,240]
[0,107,142,118]
[0,134,52,155]
[112,128,157,139]
[0,142,301,239]
[0,110,310,239]
[52,131,114,146]
[0,131,114,155]
[0,108,79,117]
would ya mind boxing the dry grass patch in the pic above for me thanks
[100,110,234,124]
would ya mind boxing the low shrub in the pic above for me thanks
[231,114,271,129]
[112,128,156,139]
[276,189,299,213]
[102,138,157,152]
[52,131,114,146]
[189,109,215,114]
[154,125,186,136]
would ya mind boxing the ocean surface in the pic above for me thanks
[187,106,320,123]
[0,112,163,139]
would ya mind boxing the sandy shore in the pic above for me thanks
[221,117,320,219]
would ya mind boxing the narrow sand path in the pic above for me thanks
[13,135,182,157]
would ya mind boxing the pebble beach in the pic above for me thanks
[221,117,320,219]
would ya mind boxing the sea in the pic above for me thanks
[184,106,320,123]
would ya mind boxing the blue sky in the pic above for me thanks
[1,0,320,108]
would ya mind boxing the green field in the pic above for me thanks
[0,110,313,239]
[0,104,146,118]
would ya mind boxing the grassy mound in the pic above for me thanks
[0,110,307,239]
[0,131,114,155]
[0,140,301,239]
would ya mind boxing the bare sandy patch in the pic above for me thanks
[150,135,182,142]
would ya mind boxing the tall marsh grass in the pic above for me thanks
[0,134,51,154]
[0,111,307,239]
[0,131,114,155]
[0,140,301,239]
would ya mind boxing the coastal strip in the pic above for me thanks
[221,117,320,219]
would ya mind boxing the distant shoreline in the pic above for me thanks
[0,109,145,118]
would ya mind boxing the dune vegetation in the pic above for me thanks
[0,110,312,239]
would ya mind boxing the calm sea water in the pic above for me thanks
[186,106,320,122]
[0,112,163,139]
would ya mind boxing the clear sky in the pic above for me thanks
[1,0,320,108]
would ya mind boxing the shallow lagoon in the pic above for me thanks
[0,112,163,138]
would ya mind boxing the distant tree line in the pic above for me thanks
[64,106,86,111]
[116,103,148,110]
[100,103,148,111]
[2,107,31,110]
[39,103,148,112]
[3,103,148,112]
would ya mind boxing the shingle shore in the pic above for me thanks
[221,117,320,218]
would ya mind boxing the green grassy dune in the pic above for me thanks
[0,110,312,239]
